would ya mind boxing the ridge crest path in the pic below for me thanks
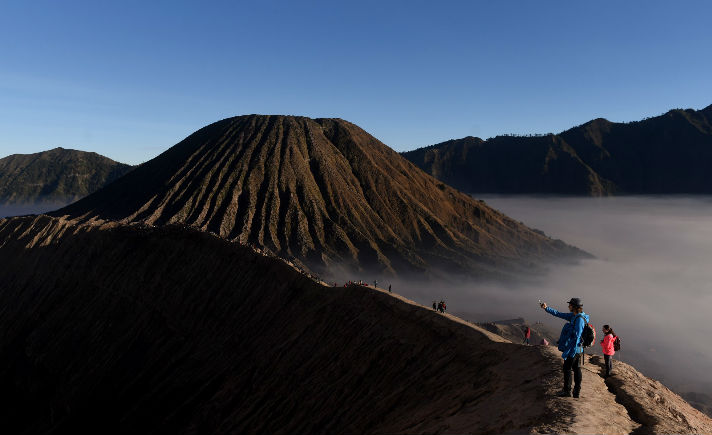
[365,282,712,434]
[362,284,641,434]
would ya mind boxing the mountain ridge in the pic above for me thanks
[403,104,712,195]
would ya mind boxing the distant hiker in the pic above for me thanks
[374,280,378,288]
[388,284,392,293]
[436,300,446,313]
[432,300,437,311]
[600,324,616,377]
[523,326,531,345]
[540,298,589,398]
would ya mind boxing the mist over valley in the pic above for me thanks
[458,196,712,400]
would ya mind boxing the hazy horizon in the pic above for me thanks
[0,203,67,218]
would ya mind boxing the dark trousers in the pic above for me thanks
[563,353,582,394]
[604,354,613,376]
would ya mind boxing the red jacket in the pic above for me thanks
[601,333,615,355]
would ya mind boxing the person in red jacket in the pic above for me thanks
[600,324,616,377]
[523,326,531,345]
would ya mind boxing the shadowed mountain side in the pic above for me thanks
[403,104,712,196]
[403,135,615,196]
[0,216,571,434]
[558,106,712,193]
[0,147,133,205]
[1,216,710,434]
[52,115,584,277]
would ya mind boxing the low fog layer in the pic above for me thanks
[382,196,712,396]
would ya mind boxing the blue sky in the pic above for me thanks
[1,0,710,165]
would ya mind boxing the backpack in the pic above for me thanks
[580,316,595,348]
[557,314,594,352]
[613,336,621,351]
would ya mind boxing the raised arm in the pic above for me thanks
[544,306,573,321]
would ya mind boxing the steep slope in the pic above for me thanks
[588,354,712,433]
[403,104,712,195]
[404,135,615,195]
[0,215,709,434]
[0,216,570,434]
[53,115,583,277]
[0,147,133,205]
[559,106,712,193]
[682,391,712,418]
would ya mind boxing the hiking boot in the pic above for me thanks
[556,390,571,397]
[573,389,581,399]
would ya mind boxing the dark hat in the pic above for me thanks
[567,298,583,307]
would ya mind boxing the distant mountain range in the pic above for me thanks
[52,115,583,277]
[403,104,712,196]
[0,147,133,205]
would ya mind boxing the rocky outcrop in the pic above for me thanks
[403,104,712,196]
[52,115,584,277]
[588,355,712,434]
[0,147,133,205]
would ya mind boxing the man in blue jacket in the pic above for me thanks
[540,298,589,398]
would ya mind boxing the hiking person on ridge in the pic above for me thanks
[523,326,531,345]
[600,324,616,377]
[540,298,589,398]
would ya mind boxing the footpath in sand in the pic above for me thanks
[370,285,712,435]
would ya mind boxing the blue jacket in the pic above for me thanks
[545,307,589,359]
